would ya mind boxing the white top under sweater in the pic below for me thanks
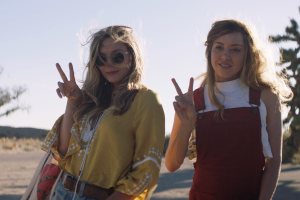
[202,79,273,159]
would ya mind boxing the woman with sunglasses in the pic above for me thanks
[41,25,165,200]
[165,20,293,199]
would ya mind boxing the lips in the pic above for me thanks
[106,70,118,75]
[219,63,231,69]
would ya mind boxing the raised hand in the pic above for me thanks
[172,78,196,127]
[56,63,82,102]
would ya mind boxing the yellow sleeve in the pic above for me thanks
[114,89,165,200]
[41,114,64,158]
[41,114,89,161]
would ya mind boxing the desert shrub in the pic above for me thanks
[292,153,300,164]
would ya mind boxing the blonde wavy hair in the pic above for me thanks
[198,19,293,119]
[73,25,144,123]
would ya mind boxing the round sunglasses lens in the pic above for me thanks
[95,55,106,66]
[112,53,125,64]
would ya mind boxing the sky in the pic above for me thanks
[0,0,299,134]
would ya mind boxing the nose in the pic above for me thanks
[103,56,114,67]
[221,49,230,60]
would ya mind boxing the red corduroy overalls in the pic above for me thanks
[189,87,265,200]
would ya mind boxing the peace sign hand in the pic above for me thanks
[172,78,196,128]
[56,63,82,102]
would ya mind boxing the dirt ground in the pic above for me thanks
[0,151,299,200]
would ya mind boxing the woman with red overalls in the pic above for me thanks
[165,20,293,200]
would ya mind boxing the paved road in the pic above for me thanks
[0,152,299,200]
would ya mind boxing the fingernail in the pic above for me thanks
[62,93,65,97]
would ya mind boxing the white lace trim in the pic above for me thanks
[133,157,160,170]
[121,172,153,196]
[70,107,114,148]
[42,127,58,153]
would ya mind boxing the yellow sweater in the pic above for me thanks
[41,88,165,199]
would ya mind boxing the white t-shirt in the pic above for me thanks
[202,79,273,159]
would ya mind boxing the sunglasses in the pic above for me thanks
[95,52,130,67]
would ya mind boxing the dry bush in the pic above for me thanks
[0,137,43,152]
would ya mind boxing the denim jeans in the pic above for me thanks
[52,179,96,200]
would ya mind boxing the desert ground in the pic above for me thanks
[0,149,299,200]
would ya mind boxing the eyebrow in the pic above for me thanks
[214,41,243,47]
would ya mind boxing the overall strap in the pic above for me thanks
[249,87,261,106]
[193,87,205,112]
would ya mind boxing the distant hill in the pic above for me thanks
[0,126,50,139]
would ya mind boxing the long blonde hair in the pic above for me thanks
[73,25,144,123]
[199,19,293,119]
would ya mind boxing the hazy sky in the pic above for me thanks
[0,0,299,133]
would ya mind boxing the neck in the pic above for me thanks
[113,82,119,88]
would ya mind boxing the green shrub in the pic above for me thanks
[292,153,300,164]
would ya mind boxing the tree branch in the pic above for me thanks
[269,35,297,43]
